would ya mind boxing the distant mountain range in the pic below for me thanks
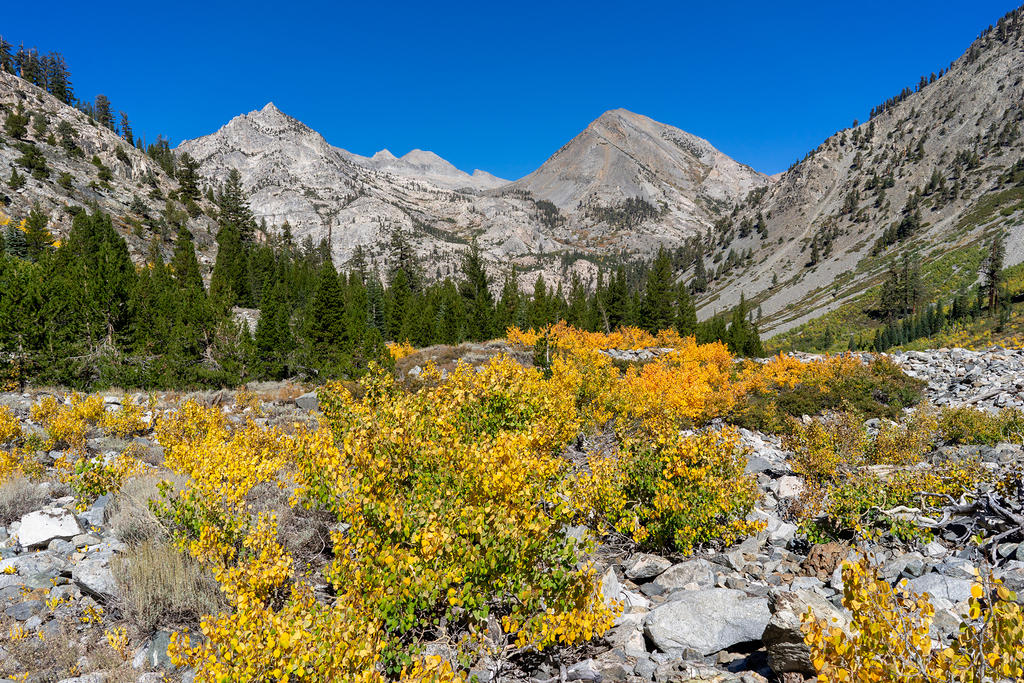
[2,5,1022,339]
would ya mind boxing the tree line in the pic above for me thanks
[0,180,762,389]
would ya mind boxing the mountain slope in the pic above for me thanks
[0,70,218,266]
[694,8,1024,337]
[513,108,767,212]
[177,105,767,286]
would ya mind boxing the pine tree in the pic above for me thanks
[119,112,133,145]
[170,225,204,292]
[604,266,630,330]
[23,205,52,262]
[388,228,421,292]
[566,272,588,328]
[176,152,201,202]
[209,221,249,307]
[4,225,27,258]
[0,38,13,74]
[692,256,708,293]
[4,103,28,139]
[983,232,1006,315]
[217,169,256,242]
[495,268,522,333]
[94,95,113,129]
[304,261,347,378]
[458,238,494,340]
[674,281,697,336]
[640,247,675,333]
[529,274,549,329]
[254,279,293,380]
[8,168,26,190]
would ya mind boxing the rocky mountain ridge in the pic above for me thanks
[0,70,219,268]
[3,5,1023,342]
[701,9,1024,335]
[176,104,769,287]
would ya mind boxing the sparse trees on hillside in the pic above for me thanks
[982,232,1006,316]
[94,94,113,129]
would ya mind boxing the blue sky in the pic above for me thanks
[4,1,1020,179]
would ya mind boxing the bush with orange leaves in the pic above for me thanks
[154,324,936,680]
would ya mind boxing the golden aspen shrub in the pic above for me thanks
[803,553,1024,682]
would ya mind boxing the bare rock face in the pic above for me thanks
[17,508,82,548]
[701,21,1024,335]
[177,105,768,290]
[513,108,767,211]
[643,588,771,655]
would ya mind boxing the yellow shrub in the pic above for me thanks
[571,427,761,552]
[939,406,1024,446]
[803,553,1024,682]
[615,340,738,433]
[30,393,105,453]
[0,406,21,445]
[787,410,985,540]
[98,396,148,438]
[70,445,144,507]
[386,340,416,360]
[233,388,264,416]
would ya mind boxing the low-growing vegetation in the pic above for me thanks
[2,324,1024,680]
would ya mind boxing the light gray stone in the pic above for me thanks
[17,508,82,548]
[295,392,319,412]
[908,573,973,603]
[625,553,672,581]
[651,559,717,593]
[643,588,770,655]
[72,557,119,602]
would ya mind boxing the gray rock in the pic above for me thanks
[908,573,973,603]
[650,558,717,593]
[0,551,69,579]
[762,589,849,675]
[605,613,648,658]
[625,553,672,581]
[17,508,83,548]
[132,630,175,670]
[775,475,804,500]
[72,557,119,602]
[599,566,622,607]
[295,392,319,412]
[566,659,601,681]
[643,588,771,655]
[5,599,44,621]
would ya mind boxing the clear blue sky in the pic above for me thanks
[4,1,1020,179]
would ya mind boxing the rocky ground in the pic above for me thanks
[1,349,1024,682]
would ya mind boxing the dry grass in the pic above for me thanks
[0,476,49,525]
[248,482,333,573]
[112,538,225,633]
[0,617,84,680]
[108,473,179,545]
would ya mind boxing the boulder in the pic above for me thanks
[625,553,672,581]
[643,588,771,655]
[295,392,319,412]
[72,556,119,602]
[17,508,82,548]
[908,573,973,603]
[763,589,849,675]
[651,558,717,593]
[775,476,805,500]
